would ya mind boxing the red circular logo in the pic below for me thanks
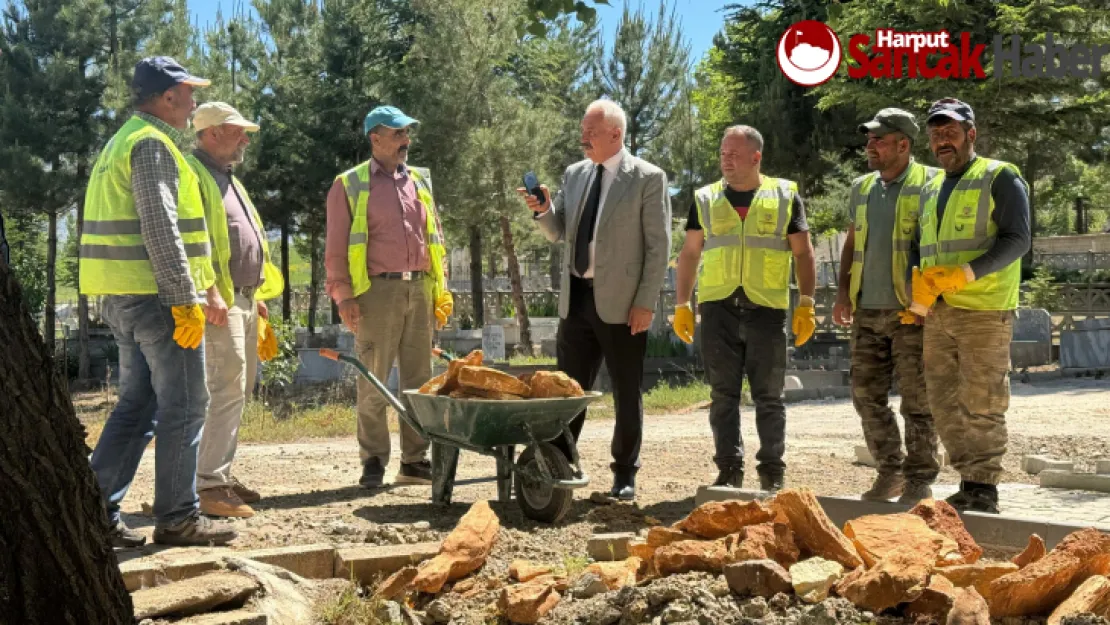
[776,20,842,87]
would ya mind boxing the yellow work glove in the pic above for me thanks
[257,317,278,361]
[898,310,919,325]
[923,265,972,295]
[673,303,695,344]
[792,296,816,347]
[171,304,205,350]
[434,291,454,330]
[909,267,940,317]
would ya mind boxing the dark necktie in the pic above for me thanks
[574,163,605,276]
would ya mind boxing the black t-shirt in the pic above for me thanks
[686,187,808,234]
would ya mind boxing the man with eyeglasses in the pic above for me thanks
[672,125,817,492]
[909,99,1031,514]
[833,109,940,504]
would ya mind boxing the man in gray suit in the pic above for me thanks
[519,99,671,501]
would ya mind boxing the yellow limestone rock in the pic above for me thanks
[412,501,500,594]
[843,513,961,568]
[772,488,863,569]
[789,557,844,603]
[674,500,774,539]
[988,528,1110,618]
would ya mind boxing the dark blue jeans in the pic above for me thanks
[90,295,209,527]
[700,292,787,476]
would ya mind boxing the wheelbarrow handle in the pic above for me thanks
[317,349,427,439]
[432,347,455,363]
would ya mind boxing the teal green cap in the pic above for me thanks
[363,105,419,136]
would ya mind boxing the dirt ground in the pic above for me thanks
[111,376,1109,558]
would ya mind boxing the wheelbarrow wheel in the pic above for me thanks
[515,443,574,524]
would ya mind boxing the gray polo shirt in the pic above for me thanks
[193,149,264,289]
[848,163,911,310]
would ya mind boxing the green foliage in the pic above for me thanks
[259,317,300,396]
[645,330,688,358]
[1023,265,1061,311]
[4,212,48,314]
[59,212,79,291]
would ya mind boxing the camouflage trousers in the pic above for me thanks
[851,308,939,482]
[924,300,1013,486]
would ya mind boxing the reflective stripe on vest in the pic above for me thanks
[79,115,214,296]
[338,162,447,300]
[919,157,1022,310]
[695,176,796,309]
[846,162,939,310]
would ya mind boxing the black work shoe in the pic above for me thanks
[610,472,636,501]
[110,520,147,548]
[953,482,999,514]
[396,460,433,485]
[153,513,237,547]
[360,458,385,489]
[712,467,744,489]
[759,472,784,493]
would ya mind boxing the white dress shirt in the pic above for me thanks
[577,148,625,279]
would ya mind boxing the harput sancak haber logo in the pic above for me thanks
[776,20,843,87]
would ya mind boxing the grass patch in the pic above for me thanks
[507,354,556,366]
[317,583,381,625]
[238,401,357,444]
[560,554,589,579]
[642,380,711,413]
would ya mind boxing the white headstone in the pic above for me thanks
[482,324,506,362]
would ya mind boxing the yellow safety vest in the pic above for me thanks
[80,115,214,296]
[695,176,797,309]
[337,161,446,300]
[187,155,284,306]
[919,157,1023,311]
[848,161,940,310]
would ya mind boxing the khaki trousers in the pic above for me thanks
[198,292,258,491]
[355,278,432,466]
[923,300,1013,485]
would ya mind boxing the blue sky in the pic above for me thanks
[187,0,748,65]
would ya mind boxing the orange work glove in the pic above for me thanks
[792,296,816,347]
[171,304,205,350]
[434,291,454,330]
[923,265,973,294]
[673,303,695,344]
[909,267,940,317]
[257,316,278,361]
[898,310,920,325]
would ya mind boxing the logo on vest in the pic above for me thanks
[776,21,842,87]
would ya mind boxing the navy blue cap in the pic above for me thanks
[926,98,975,125]
[132,56,210,100]
[363,105,419,136]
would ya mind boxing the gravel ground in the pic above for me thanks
[111,376,1109,623]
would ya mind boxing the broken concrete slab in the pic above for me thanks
[1021,455,1075,475]
[587,532,637,561]
[334,543,440,585]
[1040,470,1110,493]
[175,610,268,625]
[132,571,259,620]
[241,544,336,579]
[695,486,1110,550]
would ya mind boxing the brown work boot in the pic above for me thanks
[897,480,934,505]
[153,513,238,546]
[199,487,255,518]
[861,473,905,502]
[230,477,261,504]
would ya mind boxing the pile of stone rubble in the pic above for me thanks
[379,489,1110,625]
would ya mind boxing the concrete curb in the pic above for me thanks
[694,486,1110,551]
[1040,470,1110,493]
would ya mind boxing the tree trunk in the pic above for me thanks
[307,228,319,337]
[45,210,57,355]
[76,161,90,382]
[469,224,484,327]
[0,256,132,624]
[280,220,291,323]
[499,215,532,356]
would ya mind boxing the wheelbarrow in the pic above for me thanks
[319,349,601,523]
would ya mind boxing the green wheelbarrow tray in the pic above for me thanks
[402,390,600,449]
[320,348,600,523]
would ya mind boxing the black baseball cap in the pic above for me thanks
[859,108,919,138]
[132,56,210,100]
[926,98,975,125]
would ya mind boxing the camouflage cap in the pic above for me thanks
[926,98,975,125]
[859,108,920,138]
